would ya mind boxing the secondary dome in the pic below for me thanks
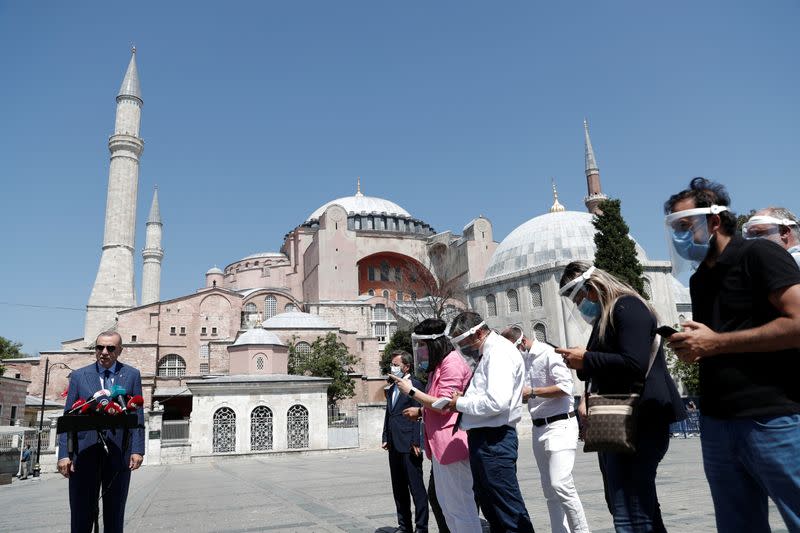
[232,329,285,346]
[484,211,648,279]
[262,311,334,329]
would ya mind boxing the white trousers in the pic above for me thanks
[431,456,482,533]
[532,417,591,533]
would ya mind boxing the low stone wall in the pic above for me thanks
[357,403,386,451]
[0,450,20,477]
[160,443,191,464]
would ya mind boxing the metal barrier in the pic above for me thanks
[162,419,190,443]
[327,405,358,448]
[670,410,700,438]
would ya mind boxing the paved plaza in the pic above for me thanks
[0,438,787,532]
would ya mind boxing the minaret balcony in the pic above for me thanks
[108,134,144,155]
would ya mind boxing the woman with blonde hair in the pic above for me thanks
[556,261,685,533]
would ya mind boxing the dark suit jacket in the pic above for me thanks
[58,361,146,460]
[578,295,686,427]
[382,376,423,453]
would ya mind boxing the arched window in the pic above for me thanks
[256,355,265,371]
[368,289,375,296]
[284,303,296,312]
[533,322,547,343]
[642,278,653,299]
[293,341,312,368]
[264,295,277,320]
[213,407,236,453]
[530,283,543,307]
[507,289,519,313]
[158,354,186,377]
[382,290,390,299]
[486,294,497,316]
[250,406,273,451]
[287,404,309,449]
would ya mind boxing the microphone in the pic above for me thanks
[126,395,145,412]
[95,398,111,413]
[67,399,87,414]
[104,402,122,415]
[108,385,128,413]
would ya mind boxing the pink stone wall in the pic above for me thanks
[0,376,29,424]
[227,345,288,374]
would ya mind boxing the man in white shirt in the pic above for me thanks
[502,326,590,533]
[447,312,534,533]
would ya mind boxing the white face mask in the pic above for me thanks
[390,365,404,377]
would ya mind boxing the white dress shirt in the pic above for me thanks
[455,331,526,430]
[525,340,575,420]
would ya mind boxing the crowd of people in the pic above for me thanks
[383,177,800,533]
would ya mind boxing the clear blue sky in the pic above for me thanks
[1,2,798,356]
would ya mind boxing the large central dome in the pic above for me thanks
[306,193,410,222]
[485,211,648,279]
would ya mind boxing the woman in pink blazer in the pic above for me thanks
[395,319,482,533]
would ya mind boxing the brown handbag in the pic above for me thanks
[583,334,661,454]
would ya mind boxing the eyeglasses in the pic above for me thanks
[95,345,117,353]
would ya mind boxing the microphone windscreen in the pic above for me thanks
[95,398,110,412]
[104,402,122,415]
[127,395,145,411]
[92,389,111,399]
[80,403,94,414]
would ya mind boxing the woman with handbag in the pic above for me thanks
[555,261,686,533]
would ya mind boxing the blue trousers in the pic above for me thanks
[467,425,534,533]
[69,442,131,533]
[597,423,669,533]
[701,413,800,533]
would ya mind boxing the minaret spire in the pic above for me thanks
[549,178,566,213]
[582,119,607,215]
[85,49,145,343]
[355,176,364,197]
[141,186,164,305]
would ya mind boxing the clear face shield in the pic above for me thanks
[445,320,486,370]
[558,266,598,338]
[742,215,796,245]
[664,205,727,275]
[410,332,447,380]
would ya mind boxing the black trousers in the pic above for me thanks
[69,443,131,533]
[388,446,429,532]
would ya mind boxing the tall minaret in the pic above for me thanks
[84,48,144,344]
[583,119,608,215]
[141,186,163,305]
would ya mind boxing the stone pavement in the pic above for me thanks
[0,438,788,532]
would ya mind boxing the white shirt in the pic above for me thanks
[524,340,575,420]
[456,331,526,429]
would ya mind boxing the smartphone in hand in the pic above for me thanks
[656,325,679,338]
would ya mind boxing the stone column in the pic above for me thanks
[145,406,163,466]
[358,403,387,451]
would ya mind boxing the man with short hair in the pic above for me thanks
[383,350,428,533]
[743,206,800,266]
[19,444,31,480]
[58,331,145,533]
[447,312,534,533]
[664,177,800,532]
[501,326,589,533]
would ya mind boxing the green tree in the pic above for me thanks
[380,329,412,375]
[0,336,26,376]
[289,333,360,405]
[593,198,646,297]
[664,344,699,395]
[736,209,756,232]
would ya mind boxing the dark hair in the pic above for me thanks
[664,177,737,235]
[391,350,414,371]
[448,311,488,339]
[413,318,452,375]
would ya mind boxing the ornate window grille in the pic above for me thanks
[158,354,186,377]
[284,303,296,312]
[486,294,497,316]
[212,407,236,453]
[287,404,309,449]
[507,290,519,313]
[264,296,277,319]
[250,406,273,451]
[643,278,653,299]
[294,342,312,368]
[256,356,264,370]
[530,284,543,307]
[533,322,547,343]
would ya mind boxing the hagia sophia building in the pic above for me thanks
[6,50,690,457]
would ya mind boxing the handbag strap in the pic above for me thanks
[586,333,661,395]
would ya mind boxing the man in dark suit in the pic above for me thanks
[383,350,428,533]
[58,331,145,533]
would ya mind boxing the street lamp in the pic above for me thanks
[33,357,72,477]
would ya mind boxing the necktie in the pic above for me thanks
[391,385,399,408]
[103,369,111,390]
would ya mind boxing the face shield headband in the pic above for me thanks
[410,332,446,376]
[446,321,486,370]
[505,324,525,348]
[664,205,728,274]
[743,215,797,240]
[558,266,596,302]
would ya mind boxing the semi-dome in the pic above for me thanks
[484,211,648,279]
[232,328,285,346]
[262,311,334,329]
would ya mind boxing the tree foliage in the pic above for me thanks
[593,198,646,297]
[0,336,25,359]
[664,344,700,395]
[288,333,360,405]
[391,249,466,324]
[380,329,412,375]
[736,209,757,232]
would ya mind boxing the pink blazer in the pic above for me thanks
[423,351,472,465]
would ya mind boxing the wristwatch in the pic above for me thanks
[408,388,416,397]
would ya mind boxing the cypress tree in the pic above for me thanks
[592,198,646,297]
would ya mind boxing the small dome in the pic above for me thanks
[206,266,223,275]
[485,211,648,279]
[262,311,333,329]
[232,328,285,346]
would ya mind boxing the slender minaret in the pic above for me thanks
[583,119,608,214]
[84,48,144,344]
[141,186,163,305]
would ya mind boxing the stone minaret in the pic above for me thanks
[84,48,144,344]
[583,119,608,215]
[141,186,163,305]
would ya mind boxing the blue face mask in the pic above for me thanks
[418,361,429,372]
[671,230,710,261]
[578,299,601,323]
